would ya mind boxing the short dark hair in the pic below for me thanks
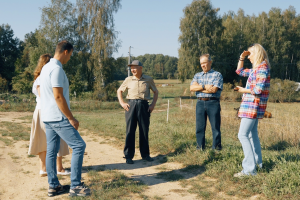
[55,40,73,54]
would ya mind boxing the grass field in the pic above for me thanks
[1,79,300,199]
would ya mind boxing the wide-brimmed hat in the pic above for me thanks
[128,60,143,67]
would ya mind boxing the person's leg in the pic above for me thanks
[38,151,47,172]
[137,101,150,158]
[57,156,64,172]
[124,101,138,159]
[196,100,207,150]
[207,100,222,150]
[55,119,86,189]
[249,119,262,168]
[44,122,61,188]
[238,118,257,175]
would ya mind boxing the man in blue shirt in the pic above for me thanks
[40,41,90,197]
[190,54,223,151]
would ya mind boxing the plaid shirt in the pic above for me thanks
[191,69,223,98]
[236,61,270,119]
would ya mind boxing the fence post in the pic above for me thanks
[167,99,169,122]
[180,98,182,110]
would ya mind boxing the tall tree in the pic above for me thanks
[178,0,223,82]
[0,24,21,89]
[77,0,121,89]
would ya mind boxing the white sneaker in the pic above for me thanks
[40,170,47,177]
[57,169,71,176]
[233,171,248,178]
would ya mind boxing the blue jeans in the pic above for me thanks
[44,118,86,189]
[238,118,262,175]
[195,99,222,150]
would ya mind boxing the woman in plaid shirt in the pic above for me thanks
[234,44,271,177]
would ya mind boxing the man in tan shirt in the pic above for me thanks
[117,60,159,164]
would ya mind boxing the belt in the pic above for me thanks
[128,99,148,102]
[197,97,219,101]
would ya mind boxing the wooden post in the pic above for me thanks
[167,100,169,122]
[180,98,182,110]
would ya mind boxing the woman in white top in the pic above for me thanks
[28,54,71,177]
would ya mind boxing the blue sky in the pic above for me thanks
[0,0,299,58]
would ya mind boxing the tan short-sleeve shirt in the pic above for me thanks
[119,74,157,100]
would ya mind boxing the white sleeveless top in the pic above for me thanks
[32,76,41,109]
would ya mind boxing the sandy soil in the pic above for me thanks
[0,112,261,200]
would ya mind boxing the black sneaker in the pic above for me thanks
[48,184,70,197]
[69,182,91,197]
[126,158,134,164]
[142,156,154,162]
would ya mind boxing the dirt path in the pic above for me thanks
[0,112,200,200]
[0,112,259,200]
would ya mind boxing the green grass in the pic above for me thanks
[1,80,300,199]
[0,121,31,143]
[71,170,147,200]
[72,81,300,199]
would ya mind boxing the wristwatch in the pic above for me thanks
[202,84,205,90]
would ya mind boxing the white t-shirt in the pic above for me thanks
[40,58,70,122]
[32,76,41,109]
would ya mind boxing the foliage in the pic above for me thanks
[178,0,223,83]
[77,0,121,88]
[0,75,8,93]
[94,81,120,101]
[269,78,299,102]
[11,71,33,93]
[0,24,21,88]
[178,1,300,84]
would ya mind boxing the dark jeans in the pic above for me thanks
[196,99,222,150]
[124,99,150,159]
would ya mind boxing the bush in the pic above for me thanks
[269,79,299,102]
[220,82,242,101]
[0,75,8,93]
[94,81,120,101]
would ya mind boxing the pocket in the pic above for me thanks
[140,82,147,93]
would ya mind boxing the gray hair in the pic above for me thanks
[200,54,211,61]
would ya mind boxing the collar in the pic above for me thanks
[200,69,214,76]
[50,58,63,68]
[132,73,145,80]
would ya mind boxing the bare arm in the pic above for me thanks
[190,82,218,93]
[148,90,158,113]
[237,50,250,70]
[235,86,251,94]
[190,81,204,92]
[53,87,79,130]
[117,89,130,111]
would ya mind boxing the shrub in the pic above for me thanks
[269,79,299,102]
[94,81,120,101]
[0,75,8,93]
[220,82,242,101]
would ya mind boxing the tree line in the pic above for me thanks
[178,0,300,84]
[1,0,299,97]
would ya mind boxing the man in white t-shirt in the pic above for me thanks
[40,40,90,197]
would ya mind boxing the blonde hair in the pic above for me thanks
[34,54,52,80]
[248,44,270,68]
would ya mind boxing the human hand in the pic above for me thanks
[234,86,245,93]
[148,104,155,113]
[69,117,79,130]
[205,85,214,91]
[121,102,130,111]
[240,50,250,59]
